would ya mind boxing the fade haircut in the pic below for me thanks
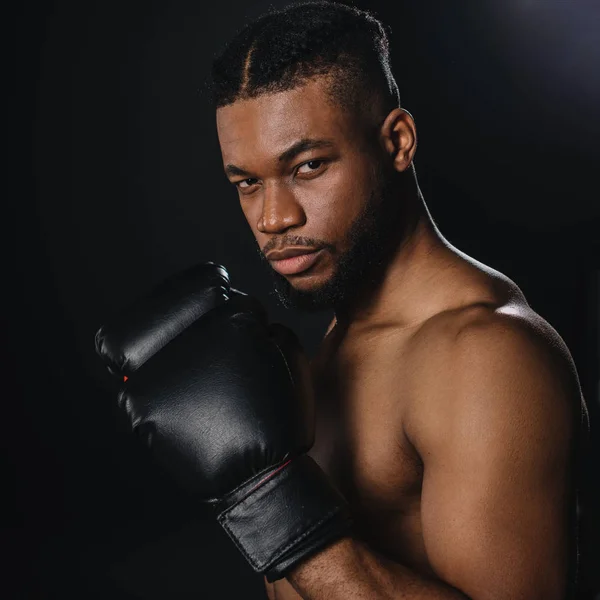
[210,1,401,132]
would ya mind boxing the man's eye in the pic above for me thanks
[237,178,259,189]
[297,160,324,174]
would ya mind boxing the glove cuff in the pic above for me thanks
[216,454,353,580]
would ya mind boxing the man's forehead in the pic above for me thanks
[216,80,344,153]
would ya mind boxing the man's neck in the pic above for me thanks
[334,201,474,331]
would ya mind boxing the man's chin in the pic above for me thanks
[283,270,332,292]
[270,270,338,311]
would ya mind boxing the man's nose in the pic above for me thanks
[257,183,306,234]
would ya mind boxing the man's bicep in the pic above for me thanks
[416,321,575,600]
[421,426,569,599]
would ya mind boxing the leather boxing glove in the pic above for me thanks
[95,262,232,377]
[94,262,352,582]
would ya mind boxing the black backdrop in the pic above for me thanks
[6,1,600,598]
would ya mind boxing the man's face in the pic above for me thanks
[216,77,394,310]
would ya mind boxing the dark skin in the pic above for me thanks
[216,76,586,600]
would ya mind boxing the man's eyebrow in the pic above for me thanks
[277,138,335,164]
[224,138,335,178]
[224,164,251,178]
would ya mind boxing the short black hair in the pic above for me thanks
[210,1,400,129]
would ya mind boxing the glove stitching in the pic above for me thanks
[205,456,292,506]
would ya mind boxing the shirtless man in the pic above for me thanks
[96,2,587,599]
[213,3,589,598]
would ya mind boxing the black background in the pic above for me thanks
[6,0,600,598]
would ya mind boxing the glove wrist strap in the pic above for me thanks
[217,454,353,580]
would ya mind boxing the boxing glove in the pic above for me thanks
[95,262,353,581]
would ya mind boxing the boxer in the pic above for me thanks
[97,2,588,599]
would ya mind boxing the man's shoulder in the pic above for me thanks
[403,300,585,447]
[412,298,574,374]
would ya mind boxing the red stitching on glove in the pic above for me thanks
[247,458,292,495]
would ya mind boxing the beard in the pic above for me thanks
[258,165,405,312]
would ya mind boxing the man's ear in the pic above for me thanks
[379,108,417,173]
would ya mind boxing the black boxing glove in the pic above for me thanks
[95,262,353,582]
[96,262,234,377]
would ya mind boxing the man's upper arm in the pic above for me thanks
[410,316,578,600]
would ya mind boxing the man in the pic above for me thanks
[212,3,588,596]
[96,2,588,599]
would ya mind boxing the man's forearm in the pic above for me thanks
[287,537,470,600]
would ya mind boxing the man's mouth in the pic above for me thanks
[268,248,324,276]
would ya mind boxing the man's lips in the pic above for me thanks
[267,248,324,276]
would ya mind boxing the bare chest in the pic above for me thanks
[269,335,436,600]
[307,339,426,564]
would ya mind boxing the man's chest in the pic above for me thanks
[308,339,425,559]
